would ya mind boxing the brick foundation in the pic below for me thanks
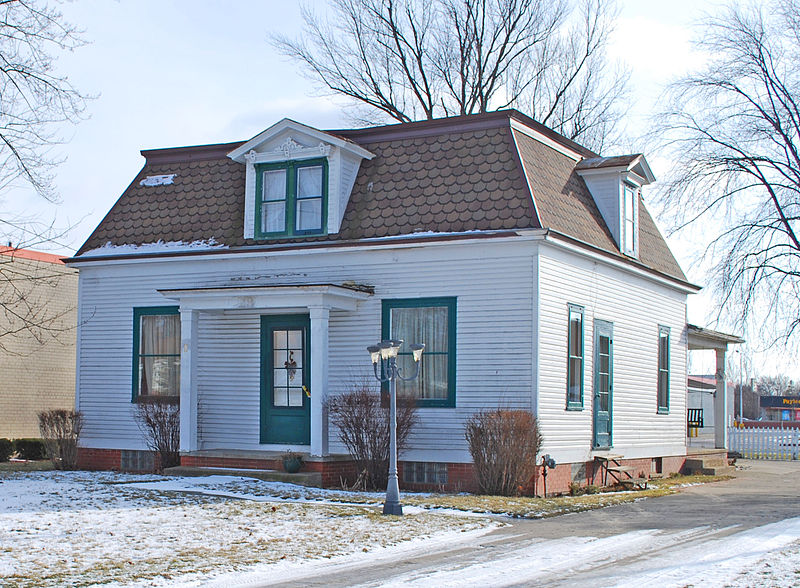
[77,447,691,495]
[77,448,121,471]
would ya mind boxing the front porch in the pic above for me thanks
[157,283,373,458]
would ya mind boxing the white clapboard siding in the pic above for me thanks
[76,236,688,464]
[537,242,687,464]
[76,240,535,461]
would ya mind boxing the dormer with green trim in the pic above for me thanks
[228,119,375,240]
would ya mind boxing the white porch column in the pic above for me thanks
[309,306,330,457]
[179,308,199,453]
[714,348,728,449]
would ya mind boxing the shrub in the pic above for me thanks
[327,384,418,491]
[13,438,46,460]
[134,398,180,471]
[0,438,12,462]
[38,410,84,470]
[569,482,600,496]
[465,409,542,496]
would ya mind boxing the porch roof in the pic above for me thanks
[687,323,744,351]
[158,283,372,312]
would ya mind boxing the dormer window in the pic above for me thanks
[575,153,653,261]
[228,118,374,241]
[255,159,328,237]
[622,183,638,257]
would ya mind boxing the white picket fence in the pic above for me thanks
[728,427,800,460]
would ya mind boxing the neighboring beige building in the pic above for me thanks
[0,247,78,439]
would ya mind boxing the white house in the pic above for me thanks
[67,110,704,491]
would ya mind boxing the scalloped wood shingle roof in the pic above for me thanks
[76,110,687,283]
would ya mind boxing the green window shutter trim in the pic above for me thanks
[566,303,585,410]
[381,297,457,408]
[254,158,328,239]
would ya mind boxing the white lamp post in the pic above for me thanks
[367,339,424,515]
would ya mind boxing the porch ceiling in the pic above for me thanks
[158,283,372,311]
[687,323,744,351]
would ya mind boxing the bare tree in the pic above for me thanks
[522,0,628,151]
[0,1,88,349]
[0,244,75,352]
[756,375,800,397]
[273,0,627,150]
[656,0,800,345]
[0,0,88,200]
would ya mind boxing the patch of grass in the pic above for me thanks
[0,460,53,473]
[402,473,732,518]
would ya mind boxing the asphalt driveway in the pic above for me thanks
[257,460,800,587]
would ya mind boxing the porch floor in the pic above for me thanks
[164,465,323,486]
[181,449,353,462]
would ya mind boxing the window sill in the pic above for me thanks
[133,395,180,406]
[566,402,584,411]
[657,407,669,415]
[417,400,456,409]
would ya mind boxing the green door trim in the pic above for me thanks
[593,319,613,449]
[260,314,311,445]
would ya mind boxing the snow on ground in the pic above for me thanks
[3,470,799,587]
[0,471,496,587]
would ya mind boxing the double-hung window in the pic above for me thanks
[657,326,670,413]
[382,297,456,407]
[622,184,638,256]
[132,307,180,401]
[255,159,327,237]
[567,304,584,409]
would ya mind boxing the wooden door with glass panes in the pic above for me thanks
[260,314,310,444]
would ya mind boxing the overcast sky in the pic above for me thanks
[8,0,779,377]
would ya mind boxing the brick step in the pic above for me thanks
[163,466,323,487]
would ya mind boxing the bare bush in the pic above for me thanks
[327,384,418,490]
[38,409,83,469]
[134,399,180,471]
[465,409,542,496]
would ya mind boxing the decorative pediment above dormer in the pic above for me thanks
[228,119,375,239]
[575,154,655,259]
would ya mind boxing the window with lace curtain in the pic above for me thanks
[132,307,180,401]
[381,297,456,407]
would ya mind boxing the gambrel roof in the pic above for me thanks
[74,110,687,283]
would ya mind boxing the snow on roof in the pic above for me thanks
[78,239,228,258]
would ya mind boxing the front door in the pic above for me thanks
[261,314,310,445]
[593,320,613,449]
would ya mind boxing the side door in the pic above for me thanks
[593,320,613,449]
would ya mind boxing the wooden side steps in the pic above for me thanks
[594,455,648,490]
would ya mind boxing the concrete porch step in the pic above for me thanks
[684,457,728,470]
[698,465,735,476]
[164,466,323,487]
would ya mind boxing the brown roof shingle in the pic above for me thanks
[513,129,686,281]
[75,110,687,284]
[77,124,536,254]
